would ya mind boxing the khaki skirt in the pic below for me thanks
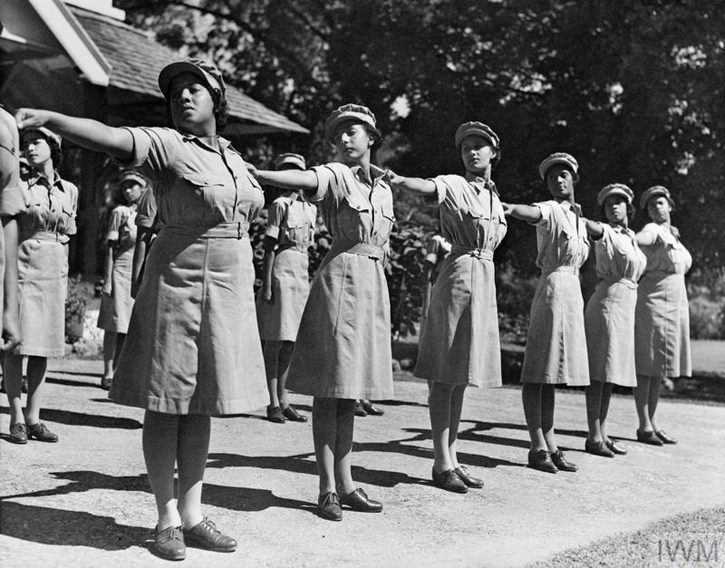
[110,227,268,415]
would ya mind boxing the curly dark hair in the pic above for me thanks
[21,132,62,168]
[363,123,383,148]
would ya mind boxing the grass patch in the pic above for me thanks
[530,507,725,567]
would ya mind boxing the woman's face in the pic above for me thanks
[646,196,671,224]
[604,195,629,227]
[460,135,496,175]
[121,181,143,204]
[545,165,576,200]
[333,121,372,164]
[21,133,52,170]
[168,72,215,133]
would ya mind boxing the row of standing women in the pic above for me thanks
[9,58,691,561]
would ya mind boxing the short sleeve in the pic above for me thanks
[265,199,286,240]
[0,184,25,218]
[532,201,551,229]
[117,127,178,175]
[135,188,157,228]
[310,164,338,203]
[105,207,125,242]
[63,181,79,236]
[429,174,465,206]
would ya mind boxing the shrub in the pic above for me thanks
[65,275,95,344]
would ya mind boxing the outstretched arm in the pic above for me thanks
[583,218,604,239]
[501,202,542,223]
[246,162,317,192]
[385,170,436,195]
[15,109,134,161]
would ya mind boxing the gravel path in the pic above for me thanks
[2,359,724,567]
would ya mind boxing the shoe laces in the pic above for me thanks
[321,492,339,507]
[199,518,219,534]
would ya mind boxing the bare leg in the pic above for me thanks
[522,383,546,451]
[634,374,654,432]
[429,381,455,472]
[541,384,557,452]
[143,411,181,530]
[312,397,338,494]
[24,356,48,426]
[333,399,356,496]
[176,414,211,528]
[263,341,281,408]
[585,380,605,442]
[102,330,116,380]
[3,353,25,426]
[276,341,295,409]
[448,385,467,469]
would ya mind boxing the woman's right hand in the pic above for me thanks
[385,169,405,187]
[101,280,112,297]
[14,108,50,131]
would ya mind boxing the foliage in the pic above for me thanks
[687,268,725,339]
[386,223,428,338]
[65,275,95,343]
[116,0,725,339]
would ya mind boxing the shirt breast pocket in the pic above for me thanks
[182,174,230,221]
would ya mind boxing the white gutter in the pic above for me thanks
[28,0,111,86]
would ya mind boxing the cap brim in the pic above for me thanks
[159,62,214,99]
[325,114,376,142]
[455,130,496,147]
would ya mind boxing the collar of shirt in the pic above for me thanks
[351,164,387,187]
[610,224,633,237]
[464,172,497,195]
[558,199,582,216]
[27,171,65,191]
[180,132,236,155]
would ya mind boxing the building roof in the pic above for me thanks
[72,7,308,135]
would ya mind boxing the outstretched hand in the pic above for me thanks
[384,169,405,187]
[14,108,49,131]
[245,161,260,178]
[500,202,514,216]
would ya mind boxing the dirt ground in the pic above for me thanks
[1,357,725,567]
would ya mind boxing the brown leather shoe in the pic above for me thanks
[282,405,308,422]
[432,468,468,493]
[354,401,367,417]
[527,449,557,473]
[454,465,484,488]
[637,429,663,446]
[318,492,342,521]
[605,438,628,455]
[585,439,615,458]
[184,517,236,552]
[340,488,383,512]
[154,525,185,561]
[27,422,58,443]
[9,423,28,445]
[551,450,578,472]
[655,430,677,444]
[266,405,286,423]
[361,401,384,416]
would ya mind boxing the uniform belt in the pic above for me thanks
[542,265,580,276]
[602,276,638,287]
[28,231,69,244]
[450,245,493,260]
[328,239,384,260]
[162,221,250,239]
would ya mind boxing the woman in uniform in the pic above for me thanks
[4,126,77,446]
[249,104,393,521]
[502,153,590,474]
[97,170,147,390]
[582,183,646,457]
[15,58,268,560]
[633,186,691,446]
[387,121,507,493]
[256,152,316,423]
